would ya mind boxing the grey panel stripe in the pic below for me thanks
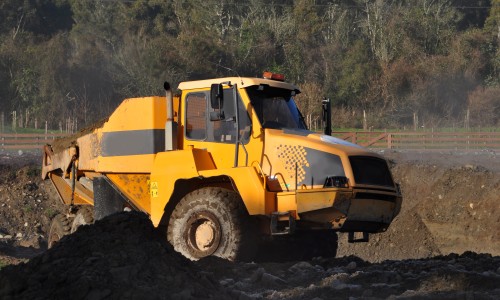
[101,129,165,157]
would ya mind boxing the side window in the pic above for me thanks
[212,89,251,144]
[186,93,207,140]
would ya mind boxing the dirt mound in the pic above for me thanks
[337,150,500,262]
[0,153,66,265]
[2,212,499,299]
[0,151,499,299]
[195,252,500,299]
[0,212,228,299]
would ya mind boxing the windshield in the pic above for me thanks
[246,85,307,130]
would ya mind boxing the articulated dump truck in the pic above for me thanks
[42,72,402,261]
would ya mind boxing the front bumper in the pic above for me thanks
[276,187,402,233]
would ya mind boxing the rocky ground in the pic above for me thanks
[0,152,66,266]
[0,150,499,299]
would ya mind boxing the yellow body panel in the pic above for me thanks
[106,174,151,213]
[200,166,265,215]
[296,188,340,213]
[150,148,216,226]
[96,155,157,173]
[101,96,167,131]
[77,97,168,173]
[276,192,297,217]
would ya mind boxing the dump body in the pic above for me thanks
[43,75,402,258]
[42,96,171,213]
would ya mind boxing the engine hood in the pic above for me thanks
[262,128,386,190]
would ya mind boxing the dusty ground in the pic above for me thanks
[0,149,499,299]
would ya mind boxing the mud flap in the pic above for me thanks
[93,177,124,220]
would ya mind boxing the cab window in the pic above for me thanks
[211,89,251,144]
[186,93,207,140]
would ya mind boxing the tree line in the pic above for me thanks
[0,0,499,131]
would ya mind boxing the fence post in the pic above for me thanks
[387,133,392,149]
[363,110,367,130]
[25,109,29,128]
[12,111,16,131]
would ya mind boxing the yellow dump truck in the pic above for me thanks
[42,72,402,261]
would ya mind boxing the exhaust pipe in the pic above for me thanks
[164,82,177,151]
[322,97,332,136]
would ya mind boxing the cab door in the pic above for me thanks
[182,86,260,169]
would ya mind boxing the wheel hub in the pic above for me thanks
[195,221,216,249]
[185,211,222,258]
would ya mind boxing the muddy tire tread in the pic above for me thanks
[48,214,71,249]
[167,187,254,261]
[71,206,94,233]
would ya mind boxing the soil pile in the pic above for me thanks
[0,150,499,299]
[0,212,228,300]
[336,150,500,262]
[197,252,500,299]
[1,211,499,300]
[0,153,66,265]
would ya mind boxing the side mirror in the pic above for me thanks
[210,84,224,109]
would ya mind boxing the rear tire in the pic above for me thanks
[167,187,255,261]
[71,206,94,233]
[48,214,71,249]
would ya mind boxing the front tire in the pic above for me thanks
[167,187,253,261]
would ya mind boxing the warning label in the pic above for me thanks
[150,181,159,198]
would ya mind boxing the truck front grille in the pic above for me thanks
[349,156,394,187]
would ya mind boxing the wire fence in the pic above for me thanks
[333,131,500,151]
[0,133,70,150]
[1,131,500,151]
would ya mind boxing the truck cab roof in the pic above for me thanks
[178,77,300,93]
